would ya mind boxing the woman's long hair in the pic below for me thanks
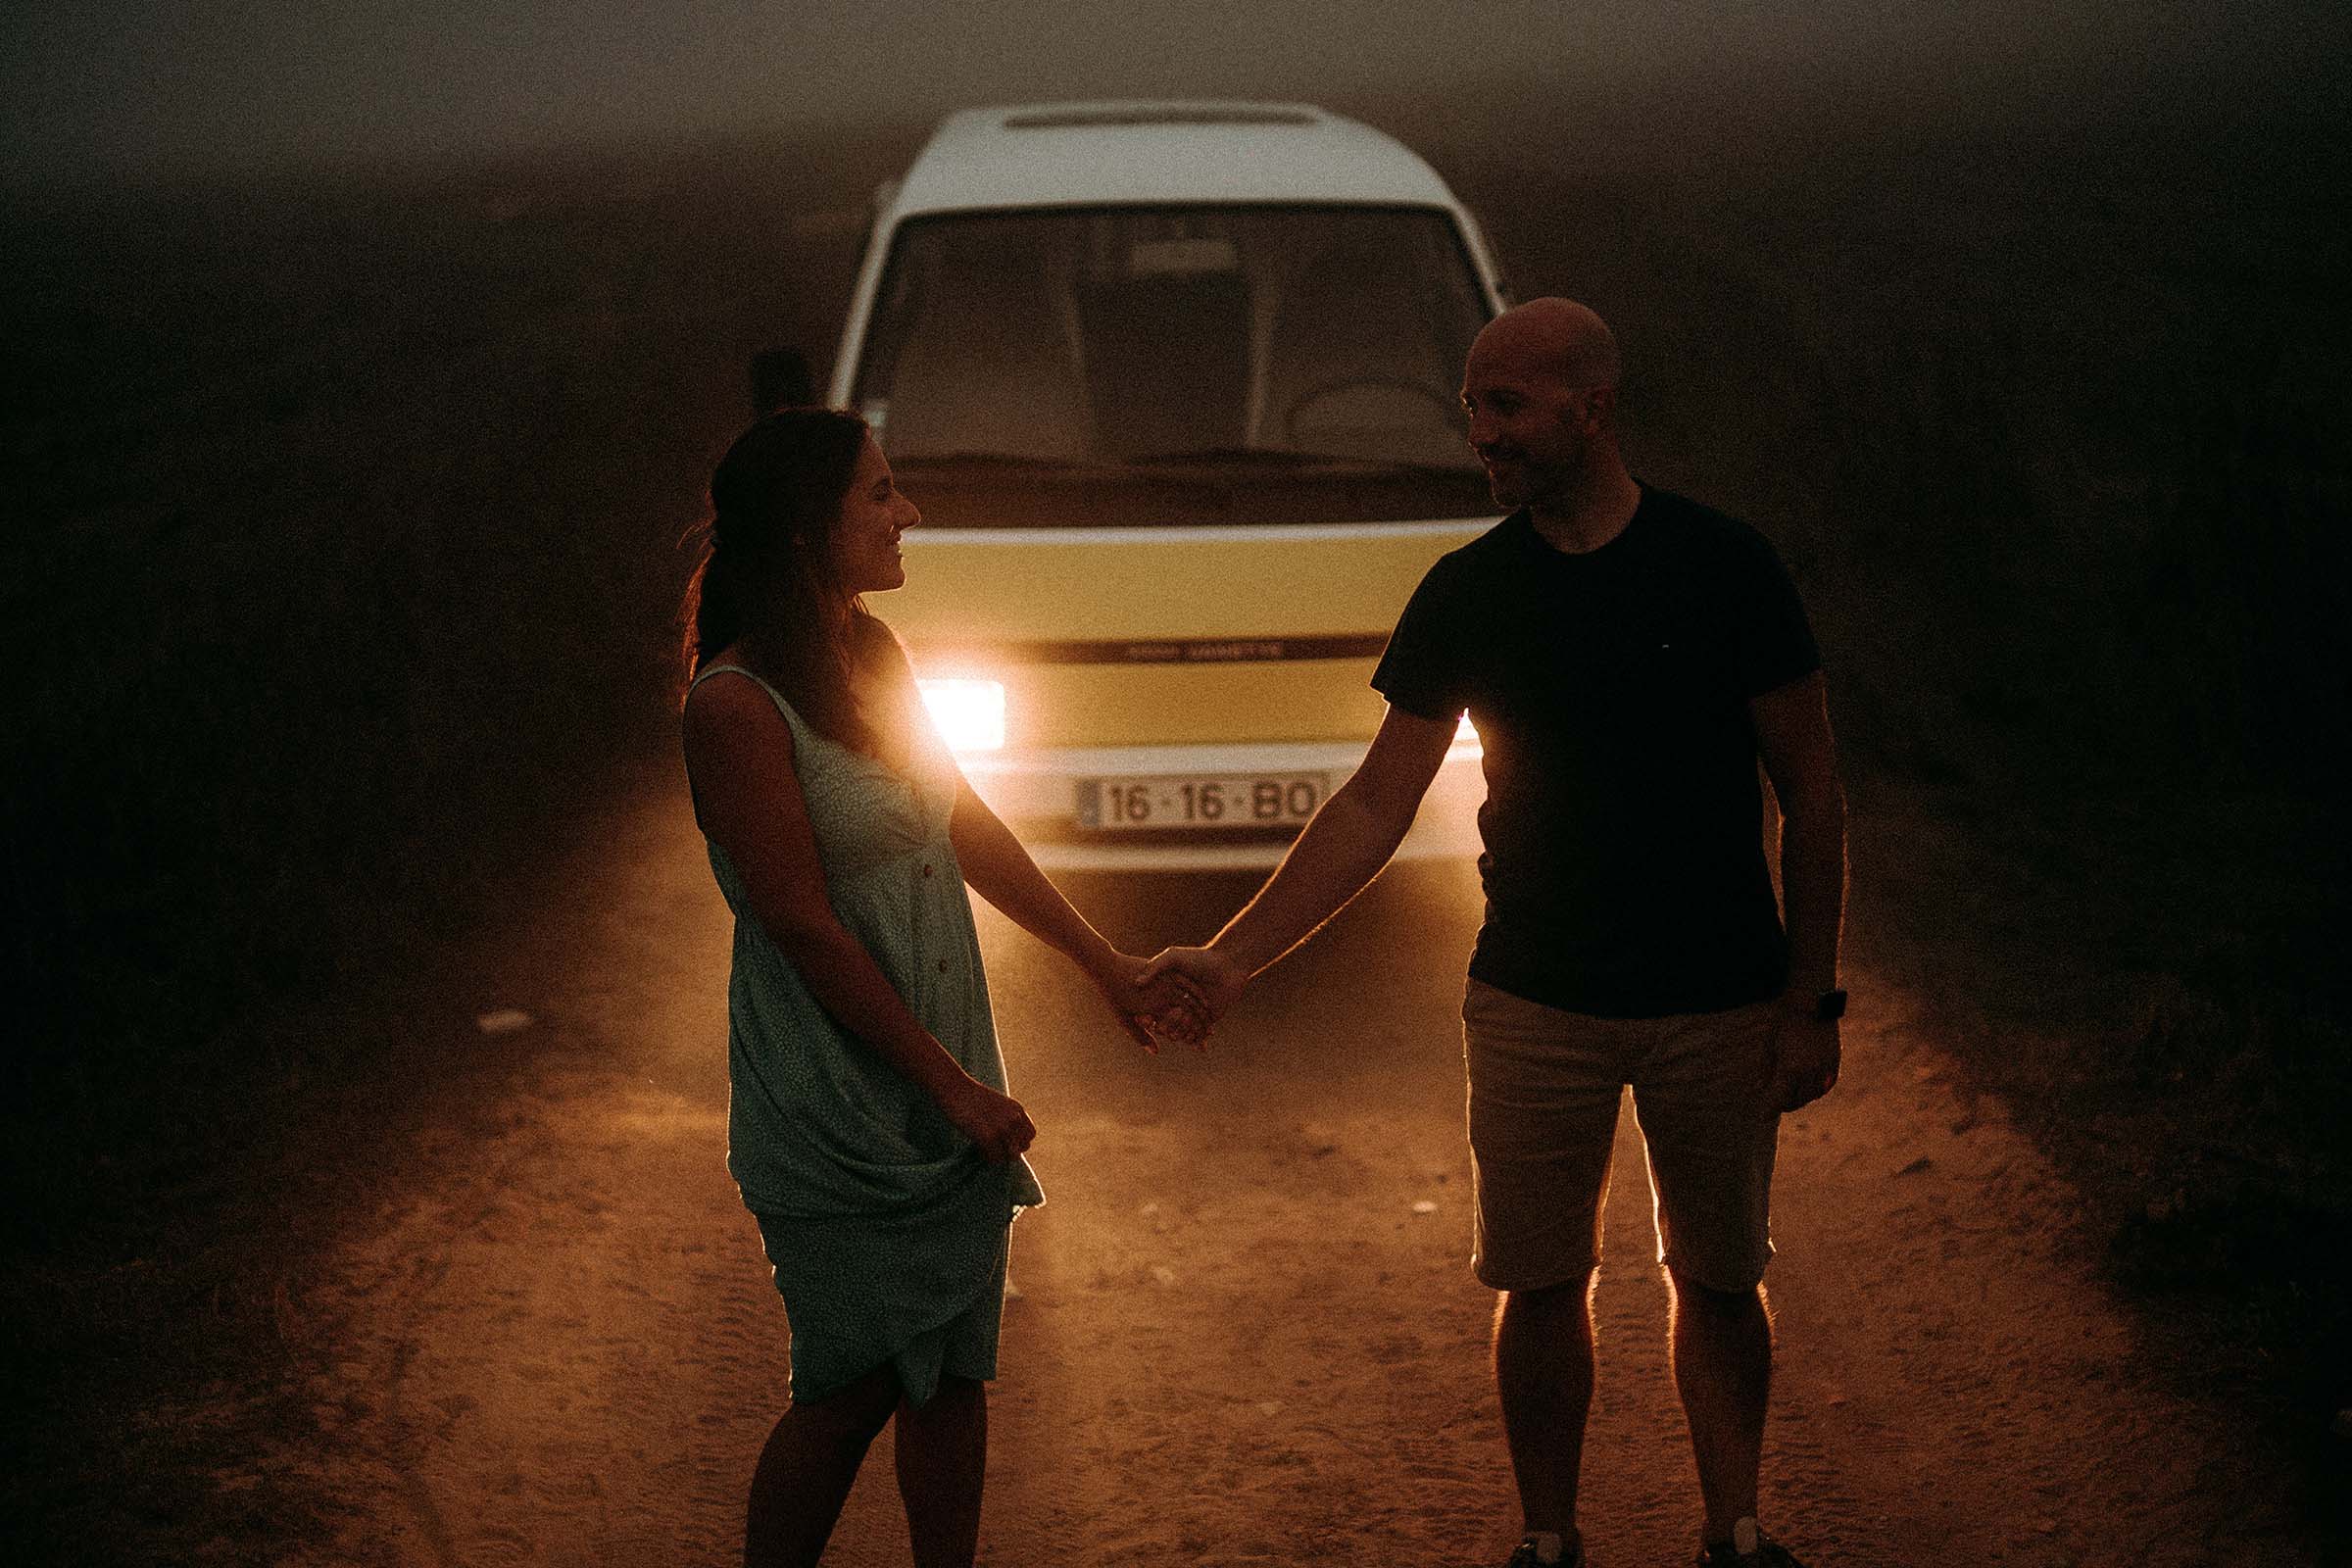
[678,408,890,756]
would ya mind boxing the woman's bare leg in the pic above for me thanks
[744,1363,902,1568]
[894,1375,988,1568]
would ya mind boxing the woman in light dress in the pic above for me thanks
[678,408,1195,1568]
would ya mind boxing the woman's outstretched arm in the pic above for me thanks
[947,775,1203,1051]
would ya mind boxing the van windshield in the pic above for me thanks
[850,205,1497,527]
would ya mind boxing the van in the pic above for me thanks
[768,101,1510,869]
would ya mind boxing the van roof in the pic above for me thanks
[888,101,1462,218]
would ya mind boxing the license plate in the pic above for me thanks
[1076,772,1329,831]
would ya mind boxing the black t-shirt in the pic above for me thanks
[1372,486,1821,1018]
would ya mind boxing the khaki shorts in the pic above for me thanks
[1463,977,1782,1295]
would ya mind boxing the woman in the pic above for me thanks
[679,408,1192,1568]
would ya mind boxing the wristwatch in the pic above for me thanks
[1811,988,1848,1022]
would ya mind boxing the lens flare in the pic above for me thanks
[1450,711,1482,760]
[919,678,1007,753]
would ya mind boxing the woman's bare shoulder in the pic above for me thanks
[684,655,793,756]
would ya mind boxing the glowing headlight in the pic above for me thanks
[918,678,1005,753]
[1450,711,1482,760]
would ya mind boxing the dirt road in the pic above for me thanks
[213,759,2312,1567]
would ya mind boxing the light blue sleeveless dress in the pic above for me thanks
[690,662,1044,1407]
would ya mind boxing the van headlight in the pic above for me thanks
[918,678,1006,753]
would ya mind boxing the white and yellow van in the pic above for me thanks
[823,101,1509,869]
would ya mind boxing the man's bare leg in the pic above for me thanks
[1493,1271,1597,1557]
[1666,1268,1772,1544]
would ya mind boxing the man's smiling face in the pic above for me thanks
[1459,328,1604,513]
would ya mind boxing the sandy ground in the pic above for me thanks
[181,757,2320,1568]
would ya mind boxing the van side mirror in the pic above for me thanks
[750,348,817,414]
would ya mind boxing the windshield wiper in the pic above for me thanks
[1123,446,1333,465]
[1124,446,1478,476]
[895,447,1482,480]
[891,450,1100,470]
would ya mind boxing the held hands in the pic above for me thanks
[1136,947,1251,1048]
[1089,951,1216,1054]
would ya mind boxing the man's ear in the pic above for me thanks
[1582,385,1617,429]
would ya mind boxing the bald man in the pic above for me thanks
[1147,299,1846,1568]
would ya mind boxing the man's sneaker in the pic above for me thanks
[1696,1518,1803,1565]
[1504,1535,1582,1568]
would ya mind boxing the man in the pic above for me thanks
[1145,298,1846,1568]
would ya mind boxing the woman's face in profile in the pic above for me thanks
[832,432,921,594]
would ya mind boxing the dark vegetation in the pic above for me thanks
[6,69,2348,1544]
[3,130,906,1244]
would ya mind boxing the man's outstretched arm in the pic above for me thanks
[1145,704,1458,1016]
